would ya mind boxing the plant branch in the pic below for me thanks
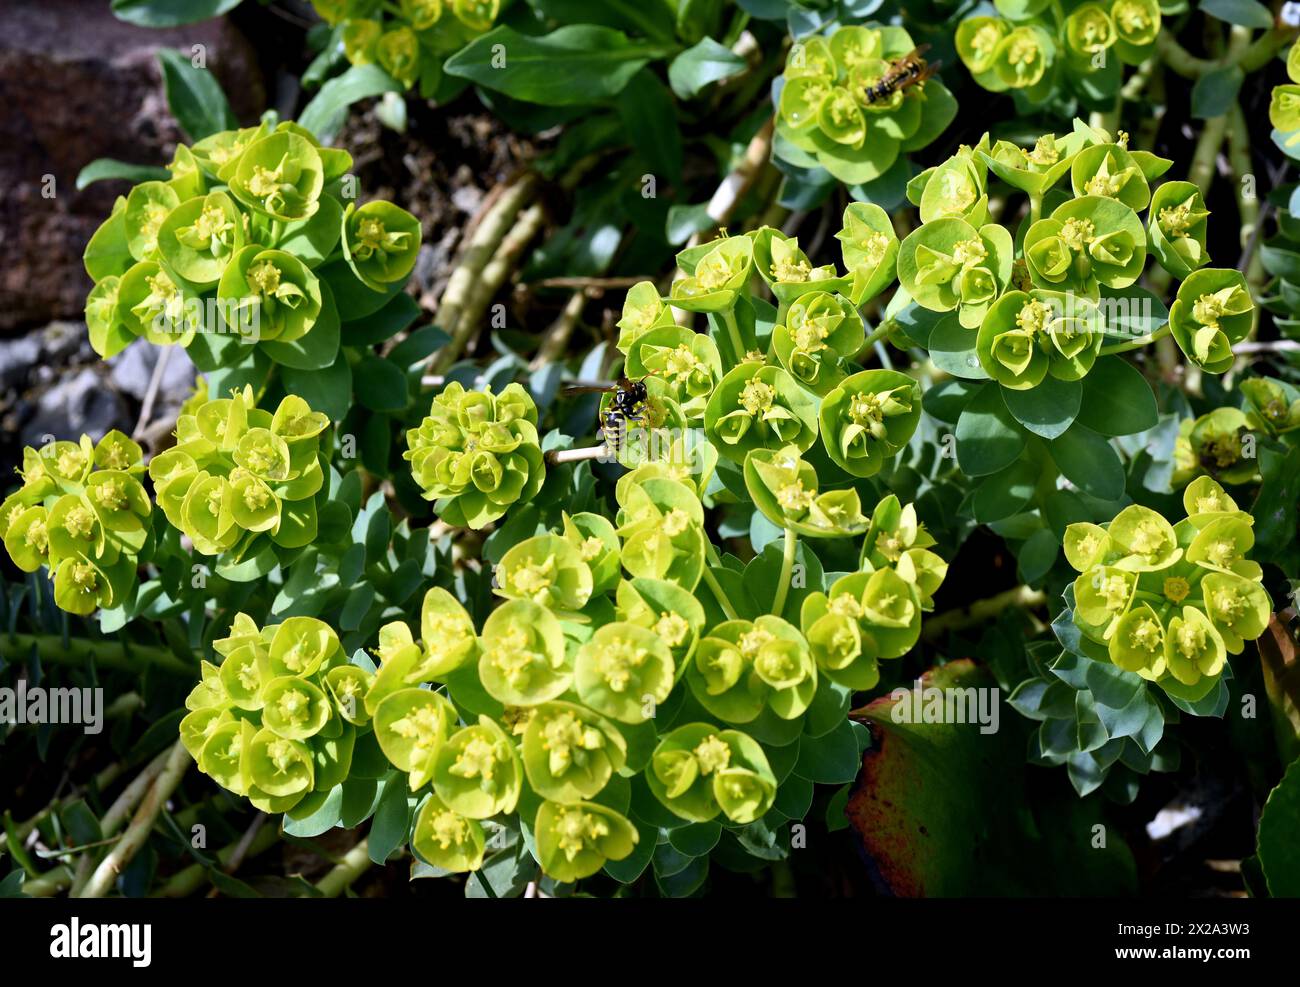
[76,741,192,898]
[313,838,372,897]
[428,173,539,373]
[0,632,194,675]
[771,527,798,618]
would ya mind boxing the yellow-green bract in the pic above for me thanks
[1065,478,1271,702]
[1,432,149,615]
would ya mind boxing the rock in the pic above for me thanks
[20,368,128,447]
[110,338,196,412]
[0,337,40,392]
[0,0,264,334]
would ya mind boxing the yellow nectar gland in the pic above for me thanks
[1129,615,1163,653]
[57,449,85,478]
[242,481,271,512]
[663,344,703,384]
[1100,573,1131,611]
[92,479,127,512]
[275,688,312,729]
[265,738,300,778]
[1060,218,1096,252]
[428,808,471,851]
[25,518,49,554]
[654,612,690,648]
[972,23,1004,64]
[739,378,777,416]
[552,807,610,862]
[777,478,815,515]
[1128,519,1170,558]
[662,508,691,537]
[390,705,445,762]
[952,237,987,268]
[596,637,648,693]
[1163,576,1190,604]
[693,735,732,775]
[247,164,285,201]
[1192,291,1227,328]
[246,260,282,297]
[828,592,863,619]
[488,630,548,690]
[70,562,99,592]
[876,531,905,562]
[771,255,812,283]
[847,391,890,439]
[1174,620,1209,660]
[1159,199,1196,238]
[450,735,503,784]
[541,710,603,775]
[509,556,556,600]
[63,505,96,541]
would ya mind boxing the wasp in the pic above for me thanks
[861,46,940,105]
[561,375,652,448]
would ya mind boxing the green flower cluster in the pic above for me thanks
[609,213,918,480]
[797,496,947,689]
[1,432,150,615]
[83,120,420,362]
[310,0,499,93]
[404,382,546,530]
[182,614,366,815]
[956,0,1160,102]
[187,445,948,883]
[901,121,1254,386]
[774,24,956,185]
[149,385,330,560]
[1065,478,1271,702]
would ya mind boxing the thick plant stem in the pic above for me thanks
[0,632,193,675]
[314,839,372,897]
[76,741,192,899]
[720,307,747,362]
[69,745,173,894]
[1187,112,1228,197]
[429,173,539,372]
[22,865,73,897]
[432,200,547,374]
[1225,102,1266,293]
[771,527,798,618]
[921,585,1047,641]
[530,289,587,371]
[1156,25,1294,78]
[544,445,608,466]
